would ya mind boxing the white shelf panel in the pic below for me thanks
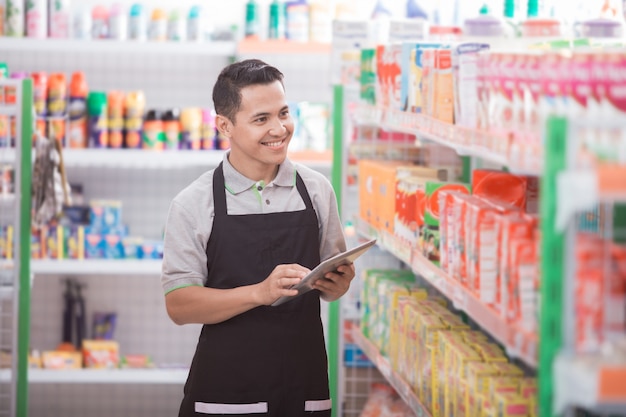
[32,259,162,276]
[0,38,236,56]
[0,104,18,117]
[0,368,188,384]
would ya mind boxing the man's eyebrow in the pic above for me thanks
[250,111,270,119]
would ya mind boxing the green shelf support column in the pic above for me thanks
[539,116,567,417]
[17,78,33,417]
[328,84,345,417]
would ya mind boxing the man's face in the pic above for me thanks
[221,80,294,179]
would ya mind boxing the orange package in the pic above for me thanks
[472,169,528,210]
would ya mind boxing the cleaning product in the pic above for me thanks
[123,90,145,148]
[180,107,202,150]
[5,0,24,37]
[47,73,68,145]
[142,109,165,150]
[148,7,167,41]
[108,2,127,40]
[167,8,185,41]
[25,0,47,38]
[31,71,48,139]
[162,108,181,149]
[187,5,204,41]
[268,0,285,39]
[48,0,71,38]
[201,108,216,150]
[87,91,108,148]
[68,71,89,148]
[91,5,109,39]
[107,90,125,148]
[245,0,260,38]
[128,3,147,41]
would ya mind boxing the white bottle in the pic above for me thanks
[26,0,48,38]
[5,0,25,37]
[109,3,128,40]
[49,0,71,38]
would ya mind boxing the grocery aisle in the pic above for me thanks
[1,0,626,416]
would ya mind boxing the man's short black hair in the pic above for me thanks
[212,59,285,124]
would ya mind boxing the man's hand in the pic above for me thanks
[313,263,356,302]
[256,264,310,305]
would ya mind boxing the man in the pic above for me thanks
[161,59,355,417]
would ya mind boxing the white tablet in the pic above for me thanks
[271,238,377,307]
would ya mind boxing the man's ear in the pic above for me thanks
[215,114,232,138]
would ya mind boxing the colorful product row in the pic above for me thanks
[360,269,538,417]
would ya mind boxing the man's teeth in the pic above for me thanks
[263,140,284,147]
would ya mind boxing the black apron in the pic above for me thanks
[178,163,331,416]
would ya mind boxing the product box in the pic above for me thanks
[452,42,490,129]
[424,181,472,227]
[465,197,499,305]
[433,48,454,124]
[360,48,377,105]
[493,392,530,417]
[43,224,64,260]
[42,350,82,370]
[376,43,403,110]
[513,237,539,331]
[63,225,85,260]
[82,339,120,369]
[401,42,443,112]
[472,169,528,210]
[0,225,12,260]
[466,362,500,417]
[89,199,123,230]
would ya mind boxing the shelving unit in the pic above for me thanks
[0,369,189,385]
[344,73,626,417]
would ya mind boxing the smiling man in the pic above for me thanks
[161,59,355,417]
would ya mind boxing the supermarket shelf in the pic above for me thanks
[357,219,538,368]
[32,259,161,276]
[0,368,188,384]
[1,148,331,170]
[237,39,331,55]
[60,148,225,169]
[0,194,16,205]
[0,37,236,56]
[352,327,432,417]
[554,353,626,414]
[0,104,18,117]
[354,104,542,176]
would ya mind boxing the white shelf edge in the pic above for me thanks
[31,259,162,275]
[0,368,188,384]
[0,37,236,56]
[60,148,226,169]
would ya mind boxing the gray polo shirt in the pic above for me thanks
[161,152,347,295]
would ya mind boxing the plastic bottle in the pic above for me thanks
[268,0,285,39]
[87,91,108,148]
[47,73,68,145]
[148,8,167,41]
[245,0,260,38]
[286,0,310,42]
[123,90,145,148]
[48,0,70,38]
[107,91,125,148]
[68,72,89,148]
[31,72,48,139]
[73,6,92,39]
[109,3,127,40]
[187,5,203,42]
[128,3,147,41]
[162,109,181,149]
[142,109,165,150]
[167,8,185,41]
[179,108,202,150]
[5,0,25,37]
[201,108,216,150]
[26,0,47,38]
[91,5,109,39]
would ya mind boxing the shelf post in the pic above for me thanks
[539,116,567,417]
[327,84,345,417]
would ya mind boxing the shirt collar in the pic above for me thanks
[222,151,296,195]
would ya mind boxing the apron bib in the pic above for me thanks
[178,163,331,417]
